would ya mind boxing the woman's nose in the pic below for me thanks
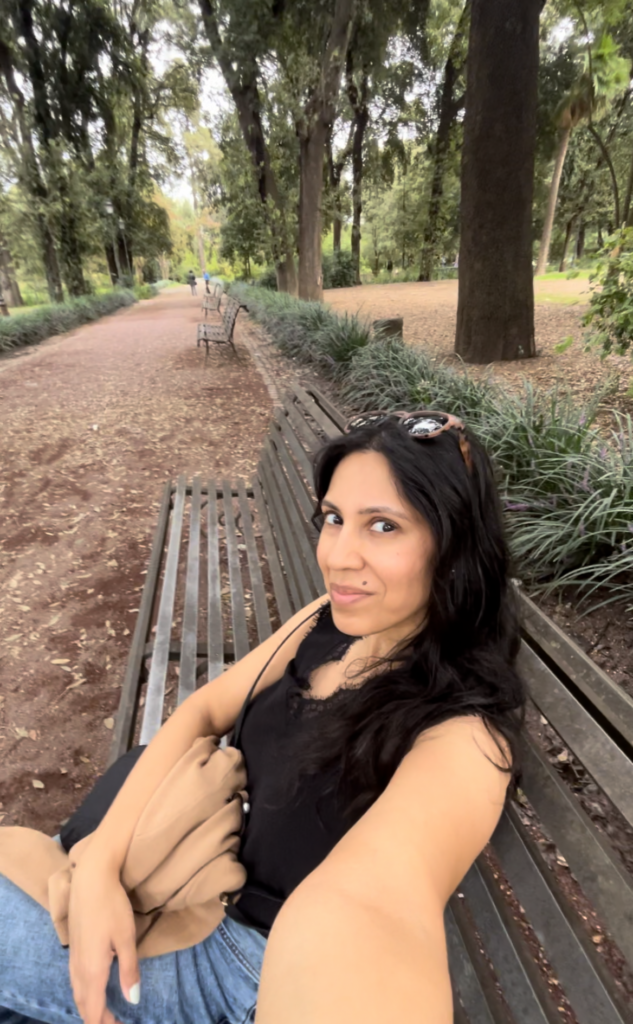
[326,525,365,570]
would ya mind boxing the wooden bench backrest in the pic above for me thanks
[111,384,632,1023]
[222,297,242,338]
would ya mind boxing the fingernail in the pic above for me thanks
[128,982,141,1005]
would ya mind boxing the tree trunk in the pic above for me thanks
[558,217,575,272]
[419,0,469,282]
[0,236,23,307]
[623,146,633,227]
[297,0,355,300]
[348,75,369,287]
[38,214,64,303]
[333,207,342,251]
[575,220,585,259]
[298,128,328,300]
[105,243,119,285]
[534,125,571,276]
[455,0,541,363]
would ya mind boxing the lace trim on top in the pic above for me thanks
[286,603,358,718]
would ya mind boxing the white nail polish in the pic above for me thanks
[128,982,141,1005]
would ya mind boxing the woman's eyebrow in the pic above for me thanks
[321,499,410,520]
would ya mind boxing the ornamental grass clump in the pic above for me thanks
[229,284,372,381]
[0,290,136,353]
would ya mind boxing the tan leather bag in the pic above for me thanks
[0,736,248,958]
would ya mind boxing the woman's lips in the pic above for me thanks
[330,583,372,606]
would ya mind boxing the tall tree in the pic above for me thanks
[0,34,64,301]
[292,0,355,300]
[418,0,469,282]
[197,0,298,293]
[534,32,630,274]
[455,0,542,363]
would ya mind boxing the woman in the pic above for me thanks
[0,410,525,1024]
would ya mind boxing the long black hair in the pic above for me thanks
[296,419,526,819]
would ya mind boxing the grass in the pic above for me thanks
[534,269,592,281]
[233,282,633,607]
[0,289,136,354]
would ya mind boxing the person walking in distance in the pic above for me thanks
[187,270,197,296]
[203,269,211,294]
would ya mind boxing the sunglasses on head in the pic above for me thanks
[344,409,473,472]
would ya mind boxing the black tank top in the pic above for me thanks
[226,604,358,935]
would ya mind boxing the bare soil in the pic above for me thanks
[0,287,272,834]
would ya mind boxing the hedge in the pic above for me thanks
[0,290,136,354]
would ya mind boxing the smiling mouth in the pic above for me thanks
[330,584,373,603]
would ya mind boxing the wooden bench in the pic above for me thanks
[201,281,223,317]
[197,297,245,355]
[108,384,633,1023]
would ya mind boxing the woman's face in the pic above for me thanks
[316,450,436,644]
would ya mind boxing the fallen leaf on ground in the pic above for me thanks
[32,779,45,789]
[51,659,70,665]
[14,727,29,739]
[103,717,114,730]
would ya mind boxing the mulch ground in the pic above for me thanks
[0,287,272,834]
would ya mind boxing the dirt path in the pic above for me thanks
[324,278,632,409]
[0,287,272,834]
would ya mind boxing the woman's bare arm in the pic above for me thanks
[80,594,327,874]
[68,594,327,1024]
[255,716,510,1024]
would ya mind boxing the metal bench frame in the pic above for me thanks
[197,297,245,355]
[109,384,633,1024]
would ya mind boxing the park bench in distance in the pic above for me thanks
[108,384,633,1024]
[201,281,223,318]
[196,296,245,355]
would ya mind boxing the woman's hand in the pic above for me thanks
[68,857,140,1024]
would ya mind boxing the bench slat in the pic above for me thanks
[269,419,317,526]
[492,808,629,1024]
[519,738,633,962]
[207,480,225,682]
[273,406,315,482]
[304,385,348,432]
[283,396,324,455]
[237,479,272,644]
[263,438,323,602]
[251,475,294,625]
[107,480,173,766]
[291,383,341,440]
[461,859,557,1023]
[519,643,633,827]
[520,592,633,749]
[258,450,305,613]
[445,902,500,1024]
[179,476,202,704]
[140,476,187,745]
[222,479,250,661]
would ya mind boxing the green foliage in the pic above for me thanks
[229,283,372,381]
[133,283,158,300]
[233,283,633,602]
[254,267,278,290]
[583,229,633,357]
[0,290,135,353]
[322,251,356,289]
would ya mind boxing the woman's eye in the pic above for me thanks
[323,511,342,526]
[370,519,396,534]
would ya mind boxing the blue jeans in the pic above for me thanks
[0,874,267,1024]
